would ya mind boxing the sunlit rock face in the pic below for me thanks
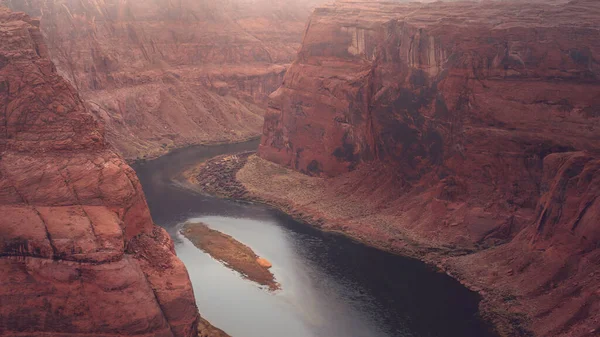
[259,0,600,336]
[0,0,322,159]
[0,8,198,336]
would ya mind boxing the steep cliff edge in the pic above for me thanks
[257,0,600,336]
[0,0,321,159]
[0,8,198,336]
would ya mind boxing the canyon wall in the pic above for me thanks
[0,8,198,336]
[0,0,321,159]
[258,0,600,336]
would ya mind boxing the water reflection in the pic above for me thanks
[133,141,497,337]
[179,216,389,337]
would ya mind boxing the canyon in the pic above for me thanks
[251,0,600,336]
[0,8,198,336]
[0,0,321,159]
[1,0,599,337]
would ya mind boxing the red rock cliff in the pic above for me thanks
[259,0,600,336]
[0,0,322,159]
[0,8,198,336]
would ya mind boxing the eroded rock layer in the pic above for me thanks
[258,0,600,336]
[0,0,321,159]
[0,8,198,336]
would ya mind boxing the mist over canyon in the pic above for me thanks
[0,1,599,337]
[0,0,322,159]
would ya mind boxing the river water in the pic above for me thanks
[132,140,497,337]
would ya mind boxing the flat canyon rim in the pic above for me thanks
[132,140,498,337]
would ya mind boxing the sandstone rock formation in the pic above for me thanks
[258,0,600,336]
[453,152,600,337]
[0,8,198,336]
[0,0,321,159]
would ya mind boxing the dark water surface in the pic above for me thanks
[133,140,497,337]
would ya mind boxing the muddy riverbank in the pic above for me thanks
[133,140,499,337]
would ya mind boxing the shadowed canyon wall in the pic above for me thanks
[0,8,198,336]
[0,0,322,159]
[258,0,600,336]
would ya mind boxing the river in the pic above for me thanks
[132,140,497,337]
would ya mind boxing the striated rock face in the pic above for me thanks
[0,0,321,159]
[0,8,198,336]
[454,151,600,337]
[261,0,600,176]
[259,0,600,336]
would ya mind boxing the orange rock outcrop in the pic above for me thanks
[0,8,198,336]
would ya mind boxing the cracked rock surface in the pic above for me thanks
[0,8,198,337]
